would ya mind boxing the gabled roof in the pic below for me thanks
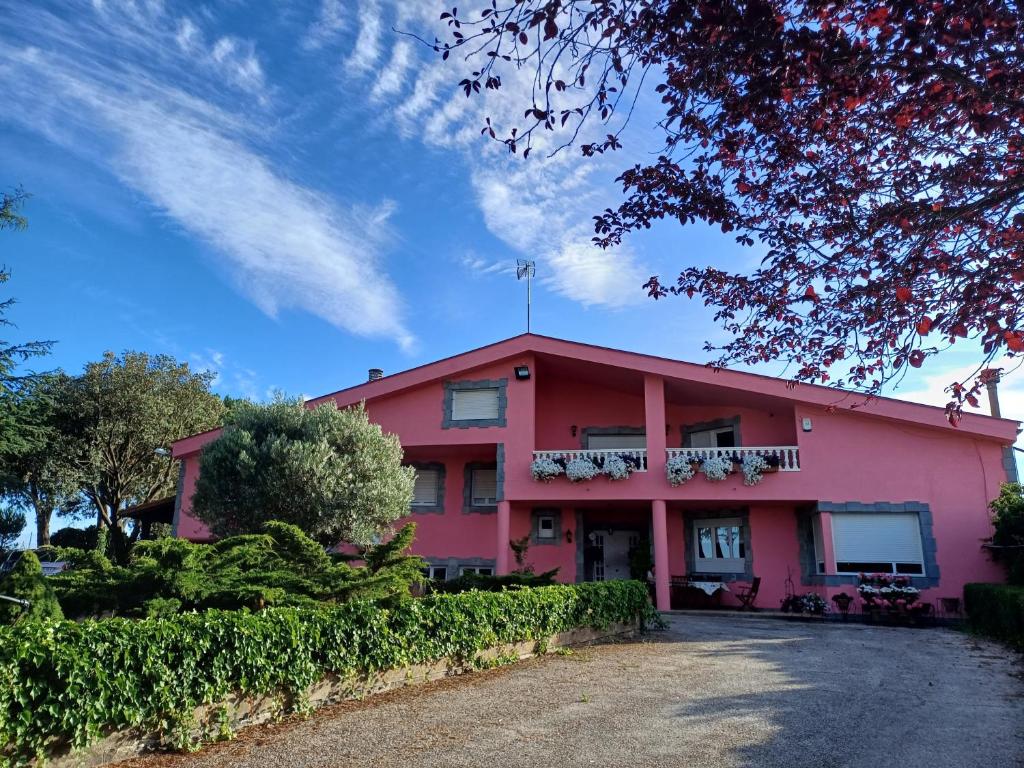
[174,333,1019,456]
[306,333,1019,442]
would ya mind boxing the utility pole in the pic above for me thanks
[516,259,536,333]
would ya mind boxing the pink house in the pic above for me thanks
[171,334,1020,612]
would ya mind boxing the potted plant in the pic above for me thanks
[530,457,564,482]
[832,592,854,621]
[565,456,601,482]
[602,453,634,481]
[666,455,697,486]
[701,454,733,482]
[780,592,830,617]
[740,454,769,486]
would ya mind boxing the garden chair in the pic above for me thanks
[736,576,761,610]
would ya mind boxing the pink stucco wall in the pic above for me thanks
[172,335,1018,609]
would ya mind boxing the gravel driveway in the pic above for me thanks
[120,614,1024,768]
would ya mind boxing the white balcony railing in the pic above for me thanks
[666,446,801,471]
[532,448,648,472]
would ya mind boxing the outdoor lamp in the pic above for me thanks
[514,365,531,380]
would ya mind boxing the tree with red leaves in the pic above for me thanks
[429,0,1024,422]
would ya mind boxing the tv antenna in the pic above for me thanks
[516,259,536,332]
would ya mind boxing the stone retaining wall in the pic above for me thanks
[49,621,638,767]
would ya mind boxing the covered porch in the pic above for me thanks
[498,499,809,611]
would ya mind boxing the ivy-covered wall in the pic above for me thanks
[0,581,654,766]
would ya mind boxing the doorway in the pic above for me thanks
[585,529,644,581]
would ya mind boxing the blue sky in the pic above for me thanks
[1,1,1021,451]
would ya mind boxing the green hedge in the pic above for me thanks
[964,583,1024,648]
[0,581,654,765]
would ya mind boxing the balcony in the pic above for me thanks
[532,448,649,475]
[666,446,801,471]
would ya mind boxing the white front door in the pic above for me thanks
[592,530,634,581]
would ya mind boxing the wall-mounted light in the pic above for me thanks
[565,529,573,544]
[570,425,578,437]
[802,417,813,432]
[514,365,531,380]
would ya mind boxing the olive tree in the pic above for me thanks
[192,399,414,545]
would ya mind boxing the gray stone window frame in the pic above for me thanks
[1003,447,1019,483]
[531,507,562,545]
[464,460,498,513]
[579,425,646,449]
[408,461,445,515]
[683,508,754,582]
[796,502,939,588]
[681,416,742,448]
[442,379,508,429]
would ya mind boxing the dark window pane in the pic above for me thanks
[895,563,924,575]
[836,561,892,573]
[715,430,736,448]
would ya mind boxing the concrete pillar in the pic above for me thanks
[643,374,666,476]
[652,499,670,611]
[496,500,511,574]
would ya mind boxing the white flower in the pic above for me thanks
[565,457,600,482]
[666,455,696,486]
[741,454,768,486]
[530,457,563,482]
[602,454,633,481]
[701,455,733,481]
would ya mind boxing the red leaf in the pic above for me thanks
[804,285,817,299]
[895,286,912,302]
[909,350,925,368]
[1005,331,1024,352]
[916,317,932,335]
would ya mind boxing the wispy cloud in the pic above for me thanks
[345,0,383,75]
[346,0,652,309]
[895,357,1024,422]
[302,0,347,51]
[0,3,414,351]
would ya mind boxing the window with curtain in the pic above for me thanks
[470,468,497,506]
[411,469,440,507]
[586,433,647,449]
[693,517,746,573]
[831,512,925,575]
[687,427,737,448]
[451,388,500,421]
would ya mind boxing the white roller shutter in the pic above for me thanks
[831,513,924,565]
[451,388,500,421]
[586,433,647,449]
[471,469,498,505]
[412,469,439,506]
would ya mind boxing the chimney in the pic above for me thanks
[368,368,383,382]
[984,369,1002,418]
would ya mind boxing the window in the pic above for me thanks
[832,513,925,575]
[451,388,500,421]
[693,517,746,573]
[460,566,494,576]
[470,468,498,506]
[586,433,646,450]
[688,427,736,448]
[412,469,440,507]
[421,565,448,581]
[537,515,556,539]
